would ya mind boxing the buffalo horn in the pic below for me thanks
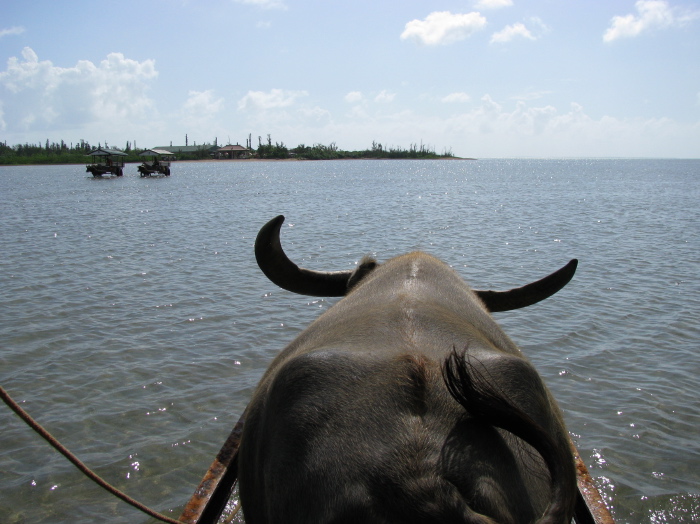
[255,215,354,297]
[475,259,578,312]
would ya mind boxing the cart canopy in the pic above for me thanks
[86,147,128,157]
[139,149,175,157]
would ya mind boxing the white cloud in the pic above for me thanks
[491,22,535,43]
[177,90,226,139]
[237,88,308,110]
[183,90,224,119]
[0,26,25,38]
[90,53,158,119]
[344,91,363,103]
[604,0,700,42]
[233,0,287,10]
[206,88,700,156]
[401,11,487,46]
[528,17,550,35]
[328,92,699,157]
[0,47,157,134]
[442,92,471,103]
[438,95,700,156]
[474,0,513,9]
[374,90,396,103]
[491,17,548,43]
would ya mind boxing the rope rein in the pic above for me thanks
[0,385,184,524]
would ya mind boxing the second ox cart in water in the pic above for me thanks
[138,149,174,177]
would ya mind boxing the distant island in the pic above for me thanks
[0,136,465,166]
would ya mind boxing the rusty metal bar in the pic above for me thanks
[571,441,615,524]
[179,409,247,524]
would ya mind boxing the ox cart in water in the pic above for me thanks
[179,216,615,524]
[138,149,173,177]
[85,147,127,177]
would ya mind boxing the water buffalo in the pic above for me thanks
[238,216,578,524]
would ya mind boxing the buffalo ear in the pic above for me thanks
[346,256,378,292]
[475,259,578,312]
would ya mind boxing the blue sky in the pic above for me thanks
[1,0,699,157]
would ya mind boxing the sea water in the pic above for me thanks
[0,158,698,523]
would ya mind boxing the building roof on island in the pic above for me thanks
[217,144,250,152]
[153,145,219,153]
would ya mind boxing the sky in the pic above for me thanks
[1,0,699,158]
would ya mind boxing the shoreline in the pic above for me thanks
[184,156,474,163]
[1,156,475,167]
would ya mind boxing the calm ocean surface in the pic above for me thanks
[1,158,698,523]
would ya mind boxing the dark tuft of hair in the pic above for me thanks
[347,256,378,292]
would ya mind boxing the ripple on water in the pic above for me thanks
[1,160,699,523]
